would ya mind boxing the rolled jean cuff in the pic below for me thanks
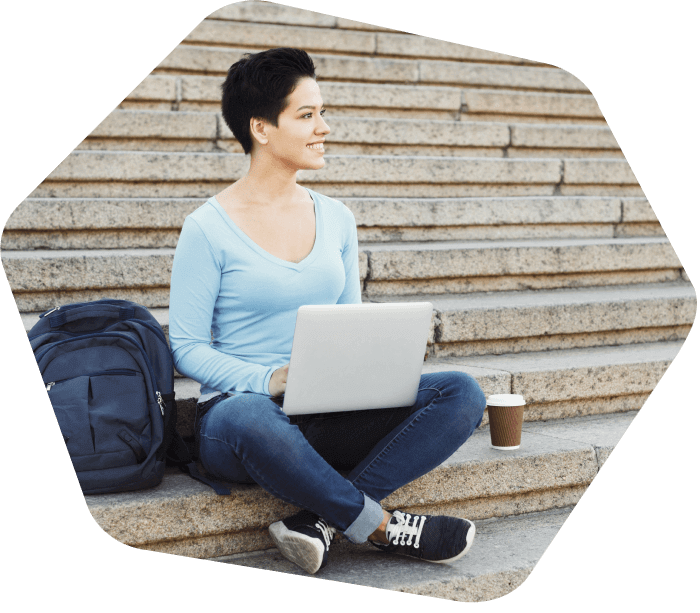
[342,493,385,544]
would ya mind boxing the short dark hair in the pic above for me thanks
[221,48,317,155]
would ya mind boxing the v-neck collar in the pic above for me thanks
[211,187,321,272]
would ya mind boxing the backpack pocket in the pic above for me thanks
[49,370,152,473]
[50,376,93,457]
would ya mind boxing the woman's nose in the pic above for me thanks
[317,115,330,135]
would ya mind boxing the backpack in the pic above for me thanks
[28,299,230,496]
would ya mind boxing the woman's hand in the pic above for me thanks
[269,363,290,396]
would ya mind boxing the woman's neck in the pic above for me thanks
[240,151,302,206]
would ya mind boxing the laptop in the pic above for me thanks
[281,302,433,415]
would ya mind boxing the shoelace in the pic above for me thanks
[386,511,427,549]
[315,519,334,551]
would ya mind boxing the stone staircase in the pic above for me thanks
[2,1,695,602]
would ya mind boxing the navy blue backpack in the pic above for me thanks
[29,299,229,496]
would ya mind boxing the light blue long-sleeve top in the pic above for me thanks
[168,187,362,399]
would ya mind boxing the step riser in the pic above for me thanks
[445,296,694,342]
[12,288,171,313]
[83,111,618,152]
[5,197,656,231]
[120,101,607,125]
[118,104,607,126]
[125,76,601,119]
[1,223,667,251]
[156,47,588,93]
[13,288,694,343]
[184,21,378,57]
[14,278,697,358]
[9,270,686,310]
[41,153,636,188]
[121,106,609,126]
[366,242,679,281]
[464,114,606,126]
[435,296,694,343]
[13,345,656,436]
[365,269,679,297]
[32,182,645,199]
[3,240,676,292]
[206,2,395,32]
[29,152,640,200]
[432,325,690,359]
[75,139,624,160]
[172,390,650,440]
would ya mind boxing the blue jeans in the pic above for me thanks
[197,371,485,544]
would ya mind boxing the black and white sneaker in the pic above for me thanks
[370,510,476,563]
[268,510,336,574]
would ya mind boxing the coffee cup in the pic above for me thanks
[486,394,526,450]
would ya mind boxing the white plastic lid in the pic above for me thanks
[486,394,526,407]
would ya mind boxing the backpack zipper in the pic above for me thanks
[45,369,140,391]
[39,299,130,318]
[37,333,163,414]
[156,391,166,416]
[41,306,60,318]
[45,370,163,415]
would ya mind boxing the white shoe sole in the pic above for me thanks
[269,520,326,574]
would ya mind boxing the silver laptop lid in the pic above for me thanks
[282,302,433,415]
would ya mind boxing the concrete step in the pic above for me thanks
[32,151,641,199]
[380,283,694,357]
[123,76,604,124]
[437,341,682,422]
[79,109,620,158]
[155,45,588,94]
[2,196,662,251]
[15,274,697,357]
[361,236,680,295]
[165,341,680,436]
[19,275,687,344]
[19,282,692,382]
[206,1,411,34]
[83,411,635,560]
[188,10,547,67]
[3,237,684,309]
[213,506,573,602]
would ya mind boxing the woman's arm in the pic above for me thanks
[169,216,275,395]
[336,207,362,305]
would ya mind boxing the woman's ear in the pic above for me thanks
[250,117,268,146]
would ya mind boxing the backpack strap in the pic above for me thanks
[118,430,147,463]
[161,391,231,496]
[165,433,231,496]
[49,305,135,331]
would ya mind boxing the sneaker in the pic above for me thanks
[268,510,336,574]
[370,509,475,563]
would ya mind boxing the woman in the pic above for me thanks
[169,47,486,575]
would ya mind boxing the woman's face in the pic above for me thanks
[257,77,330,171]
